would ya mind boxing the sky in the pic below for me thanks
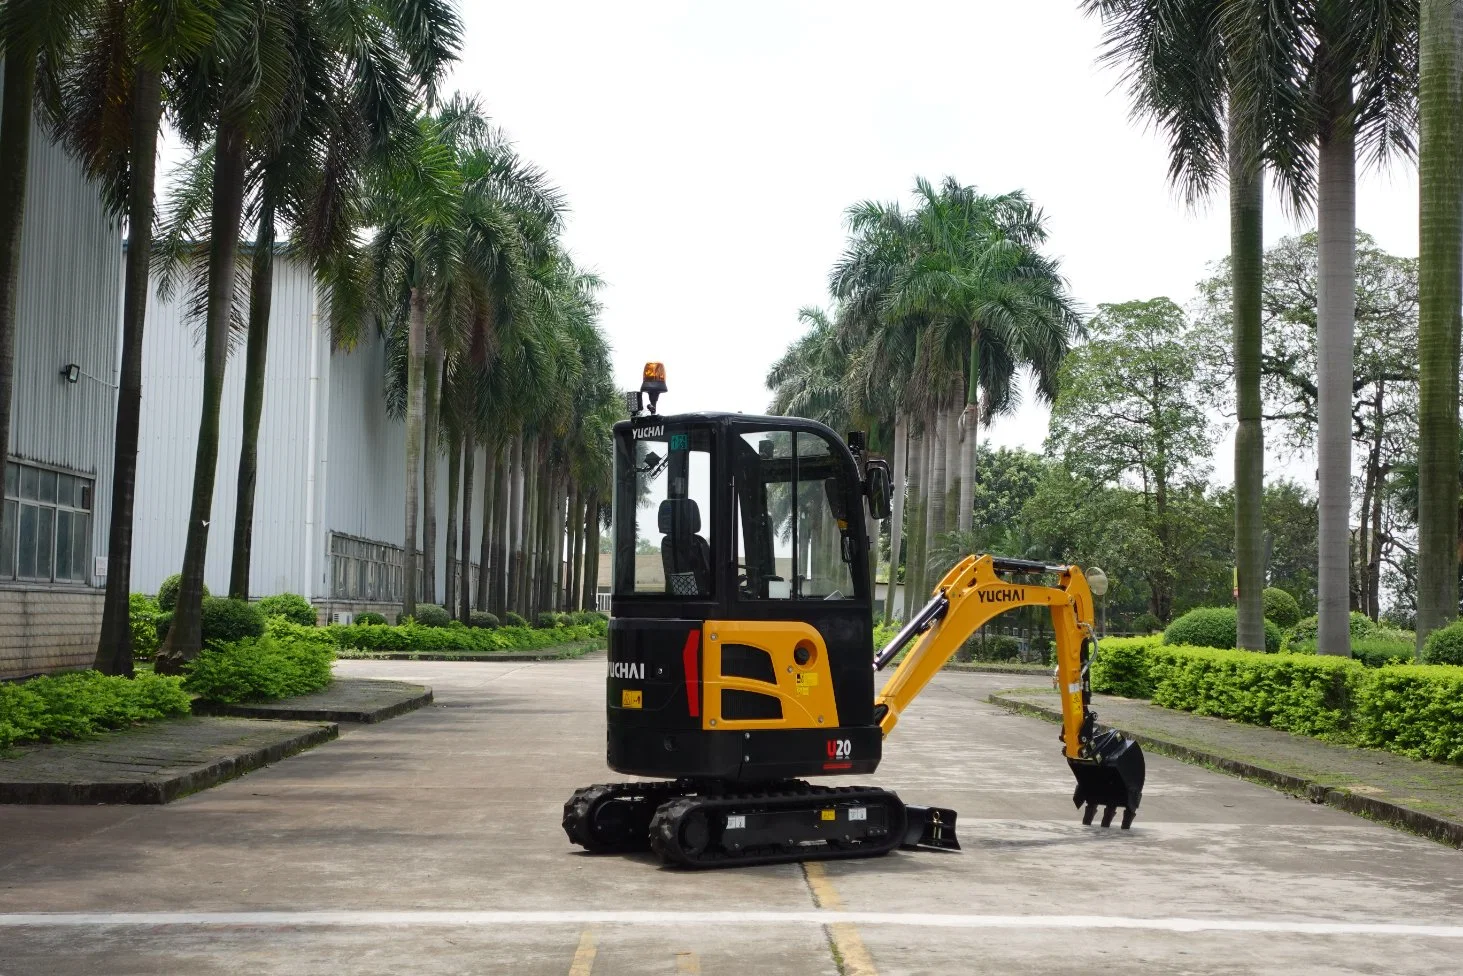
[445,0,1419,484]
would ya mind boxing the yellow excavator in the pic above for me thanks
[563,364,1146,868]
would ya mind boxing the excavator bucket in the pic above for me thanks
[1070,729,1145,829]
[901,804,961,851]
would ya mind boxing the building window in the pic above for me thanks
[329,533,404,603]
[2,461,93,585]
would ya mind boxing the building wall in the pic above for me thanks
[0,114,123,678]
[131,257,317,597]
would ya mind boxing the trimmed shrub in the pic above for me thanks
[1162,607,1280,653]
[1354,665,1463,763]
[1130,612,1162,635]
[1262,588,1303,629]
[503,611,529,628]
[1350,638,1414,669]
[355,611,388,626]
[1147,646,1363,737]
[257,593,316,627]
[155,611,173,643]
[183,633,334,704]
[327,620,606,655]
[1288,612,1377,649]
[1091,636,1161,698]
[469,611,500,629]
[975,635,1022,662]
[130,593,162,660]
[1423,620,1463,666]
[156,573,208,612]
[568,611,606,628]
[536,612,563,629]
[200,596,266,646]
[412,604,452,628]
[0,671,191,749]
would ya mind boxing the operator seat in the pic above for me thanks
[659,498,710,597]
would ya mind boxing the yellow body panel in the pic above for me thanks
[876,555,1096,761]
[701,620,841,731]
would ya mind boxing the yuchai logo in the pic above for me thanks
[633,425,664,440]
[609,661,645,680]
[977,587,1027,604]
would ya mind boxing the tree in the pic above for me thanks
[1047,298,1216,620]
[1416,0,1463,651]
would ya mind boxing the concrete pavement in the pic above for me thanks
[1,660,1460,975]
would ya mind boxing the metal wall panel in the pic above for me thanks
[6,113,123,585]
[131,257,316,596]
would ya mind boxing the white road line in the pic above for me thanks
[2,912,1461,938]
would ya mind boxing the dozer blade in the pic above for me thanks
[1070,729,1145,829]
[901,805,961,851]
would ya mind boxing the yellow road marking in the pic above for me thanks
[675,950,701,974]
[802,863,878,976]
[568,928,596,976]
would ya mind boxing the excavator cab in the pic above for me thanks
[564,364,1146,868]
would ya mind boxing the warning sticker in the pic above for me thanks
[621,689,643,709]
[820,809,836,821]
[795,672,819,697]
[848,807,867,821]
[726,815,746,830]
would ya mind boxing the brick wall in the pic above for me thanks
[0,584,103,679]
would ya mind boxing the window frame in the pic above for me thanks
[1,459,94,586]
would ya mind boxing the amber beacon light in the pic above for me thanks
[640,362,668,413]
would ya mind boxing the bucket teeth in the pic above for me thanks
[1069,729,1146,829]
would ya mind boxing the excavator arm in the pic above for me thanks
[874,554,1146,829]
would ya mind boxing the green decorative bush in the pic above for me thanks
[536,612,563,629]
[257,593,316,626]
[975,635,1022,662]
[183,632,335,704]
[1288,612,1377,649]
[155,611,173,643]
[1091,636,1161,698]
[1350,638,1414,669]
[327,621,606,655]
[1262,588,1303,630]
[156,573,208,612]
[1354,665,1463,763]
[0,671,191,749]
[200,596,266,646]
[355,611,388,626]
[1130,612,1162,635]
[469,611,500,629]
[1422,620,1463,666]
[1162,607,1280,653]
[412,604,452,628]
[503,611,529,628]
[568,610,606,627]
[130,593,162,660]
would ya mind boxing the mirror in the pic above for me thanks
[865,461,892,520]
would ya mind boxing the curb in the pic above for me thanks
[945,663,1052,676]
[988,693,1463,849]
[0,723,337,805]
[338,646,603,663]
[192,688,432,724]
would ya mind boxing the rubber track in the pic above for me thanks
[648,783,907,869]
[562,781,692,853]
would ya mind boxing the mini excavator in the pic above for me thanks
[563,363,1146,869]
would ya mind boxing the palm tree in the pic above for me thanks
[43,0,218,675]
[0,0,94,572]
[1416,0,1463,650]
[1080,0,1272,650]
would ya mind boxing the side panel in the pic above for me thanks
[702,620,839,731]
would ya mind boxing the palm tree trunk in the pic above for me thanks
[958,339,979,535]
[582,492,601,612]
[459,431,475,621]
[445,429,461,606]
[517,438,538,616]
[1417,0,1463,652]
[421,344,443,606]
[485,441,503,611]
[1315,96,1357,657]
[157,122,248,671]
[943,399,960,534]
[925,409,948,574]
[228,196,277,601]
[566,485,582,611]
[883,414,908,622]
[902,426,926,620]
[1231,112,1266,652]
[96,67,163,676]
[492,442,512,614]
[401,288,427,618]
[0,47,36,566]
[505,435,523,615]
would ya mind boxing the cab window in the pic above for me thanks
[732,428,856,600]
[612,426,714,597]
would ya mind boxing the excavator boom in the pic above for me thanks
[875,554,1146,828]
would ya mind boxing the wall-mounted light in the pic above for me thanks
[60,364,80,384]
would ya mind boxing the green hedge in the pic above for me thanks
[328,619,607,654]
[130,593,162,660]
[157,573,208,612]
[0,671,191,749]
[1090,637,1463,765]
[1163,607,1281,652]
[183,621,335,704]
[257,593,316,626]
[1423,620,1463,666]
